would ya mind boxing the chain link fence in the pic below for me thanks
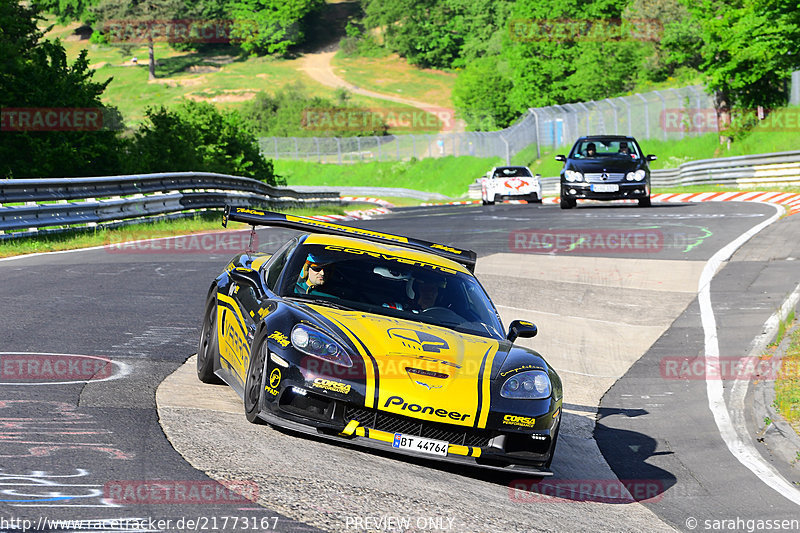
[256,83,762,164]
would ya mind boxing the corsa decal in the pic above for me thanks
[504,414,536,428]
[217,293,251,385]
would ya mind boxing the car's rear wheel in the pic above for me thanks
[197,289,223,384]
[559,196,575,209]
[244,338,267,424]
[638,196,651,207]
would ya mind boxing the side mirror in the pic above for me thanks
[646,154,657,161]
[555,155,566,162]
[507,320,538,343]
[229,267,266,299]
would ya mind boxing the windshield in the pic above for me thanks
[493,167,532,178]
[278,243,505,340]
[570,139,641,159]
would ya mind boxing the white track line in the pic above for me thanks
[698,202,800,505]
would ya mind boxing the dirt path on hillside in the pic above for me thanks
[299,50,464,133]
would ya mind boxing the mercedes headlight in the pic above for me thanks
[500,370,551,399]
[291,324,353,367]
[564,170,583,182]
[625,169,646,181]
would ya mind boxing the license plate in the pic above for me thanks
[392,433,448,456]
[592,184,619,192]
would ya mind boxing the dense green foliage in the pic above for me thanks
[0,0,124,178]
[127,100,278,182]
[243,84,388,137]
[230,0,324,55]
[358,0,800,134]
[2,0,277,182]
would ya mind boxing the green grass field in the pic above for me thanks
[331,53,456,109]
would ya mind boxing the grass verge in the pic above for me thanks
[774,316,800,436]
[0,206,346,259]
[276,155,500,198]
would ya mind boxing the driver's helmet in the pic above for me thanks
[406,270,447,300]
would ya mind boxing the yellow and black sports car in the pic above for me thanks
[197,206,562,474]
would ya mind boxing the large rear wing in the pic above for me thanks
[223,205,477,272]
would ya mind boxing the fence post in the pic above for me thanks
[357,137,362,161]
[294,137,299,160]
[336,137,342,164]
[376,136,381,161]
[315,137,320,163]
[499,134,510,165]
[274,138,278,160]
[604,99,619,135]
[636,93,650,139]
[653,90,667,140]
[529,109,541,159]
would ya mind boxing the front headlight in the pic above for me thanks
[500,370,551,399]
[625,169,646,181]
[564,170,583,182]
[291,324,353,367]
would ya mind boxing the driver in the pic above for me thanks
[404,271,446,312]
[295,253,336,296]
[585,142,597,157]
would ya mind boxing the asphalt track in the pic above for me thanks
[1,200,798,532]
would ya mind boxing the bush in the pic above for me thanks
[127,100,280,185]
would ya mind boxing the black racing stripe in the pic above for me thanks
[473,345,493,429]
[329,318,381,408]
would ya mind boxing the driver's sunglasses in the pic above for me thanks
[309,264,328,272]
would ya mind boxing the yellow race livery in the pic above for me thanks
[197,207,562,474]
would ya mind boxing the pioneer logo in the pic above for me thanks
[383,396,470,421]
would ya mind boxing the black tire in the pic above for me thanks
[244,338,268,424]
[197,289,223,384]
[559,196,575,210]
[638,196,651,207]
[543,422,560,470]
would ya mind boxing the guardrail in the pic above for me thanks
[0,172,341,240]
[467,150,800,199]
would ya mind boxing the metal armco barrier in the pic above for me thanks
[0,172,341,239]
[649,150,800,188]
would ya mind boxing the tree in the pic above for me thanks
[451,56,516,130]
[91,0,184,80]
[682,0,800,140]
[0,0,123,178]
[30,0,101,23]
[229,0,324,56]
[127,100,279,184]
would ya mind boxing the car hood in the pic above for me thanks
[308,304,504,427]
[567,158,643,173]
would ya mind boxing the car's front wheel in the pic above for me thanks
[197,289,223,384]
[638,196,651,207]
[559,196,575,209]
[244,338,268,424]
[543,422,560,470]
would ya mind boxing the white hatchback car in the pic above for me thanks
[481,166,542,205]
